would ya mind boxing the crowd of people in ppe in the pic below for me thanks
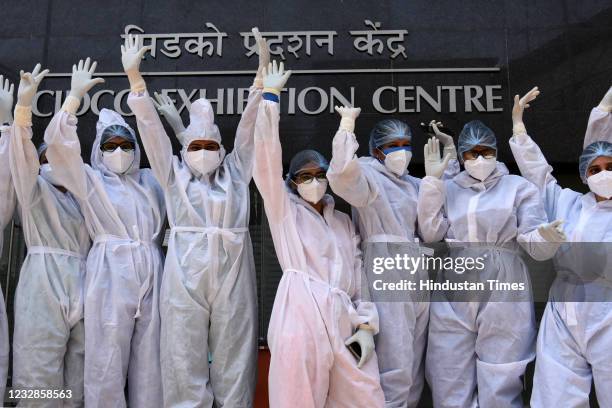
[0,27,610,408]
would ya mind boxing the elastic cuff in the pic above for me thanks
[358,323,374,332]
[61,95,81,115]
[263,87,280,96]
[263,92,279,103]
[339,118,355,133]
[253,78,264,89]
[130,80,146,94]
[14,105,32,127]
[512,122,527,136]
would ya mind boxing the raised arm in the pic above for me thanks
[9,64,50,206]
[509,87,569,219]
[252,61,292,223]
[44,58,104,200]
[122,34,174,188]
[0,76,16,229]
[327,106,380,208]
[225,28,267,180]
[583,86,612,149]
[417,138,451,242]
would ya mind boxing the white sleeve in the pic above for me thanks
[252,99,291,223]
[43,110,90,200]
[225,87,262,181]
[509,131,566,221]
[8,106,40,207]
[515,180,559,261]
[417,176,449,243]
[327,129,378,208]
[0,126,16,231]
[583,105,611,149]
[127,91,174,189]
[350,225,379,334]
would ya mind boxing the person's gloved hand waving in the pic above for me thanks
[424,137,453,179]
[538,219,567,242]
[62,58,104,115]
[252,27,270,89]
[17,64,49,108]
[0,75,14,125]
[152,92,186,135]
[345,327,375,369]
[15,63,49,126]
[512,86,540,137]
[121,34,151,93]
[334,105,361,133]
[262,61,292,98]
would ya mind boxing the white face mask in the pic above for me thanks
[297,179,328,204]
[587,170,612,199]
[384,149,412,176]
[464,156,497,181]
[102,147,134,174]
[185,149,222,176]
[39,163,62,186]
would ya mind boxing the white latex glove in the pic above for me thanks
[0,75,14,125]
[63,58,104,114]
[252,27,270,89]
[334,105,361,133]
[345,328,375,369]
[599,86,612,112]
[424,137,453,179]
[262,60,292,96]
[512,86,540,135]
[538,219,567,243]
[17,63,49,108]
[429,120,457,161]
[152,92,186,134]
[121,33,151,92]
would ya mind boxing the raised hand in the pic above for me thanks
[252,27,270,89]
[17,63,50,108]
[121,34,151,92]
[262,60,292,96]
[121,34,151,75]
[0,75,14,125]
[334,105,361,133]
[424,137,452,179]
[512,86,540,130]
[69,58,105,100]
[152,92,185,134]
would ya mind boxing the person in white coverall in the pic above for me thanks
[43,58,165,408]
[253,61,385,408]
[9,64,90,407]
[326,109,458,406]
[417,120,565,408]
[509,86,612,407]
[0,74,15,402]
[123,30,267,407]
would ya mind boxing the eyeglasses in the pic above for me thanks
[463,149,496,160]
[101,141,135,153]
[294,172,327,184]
